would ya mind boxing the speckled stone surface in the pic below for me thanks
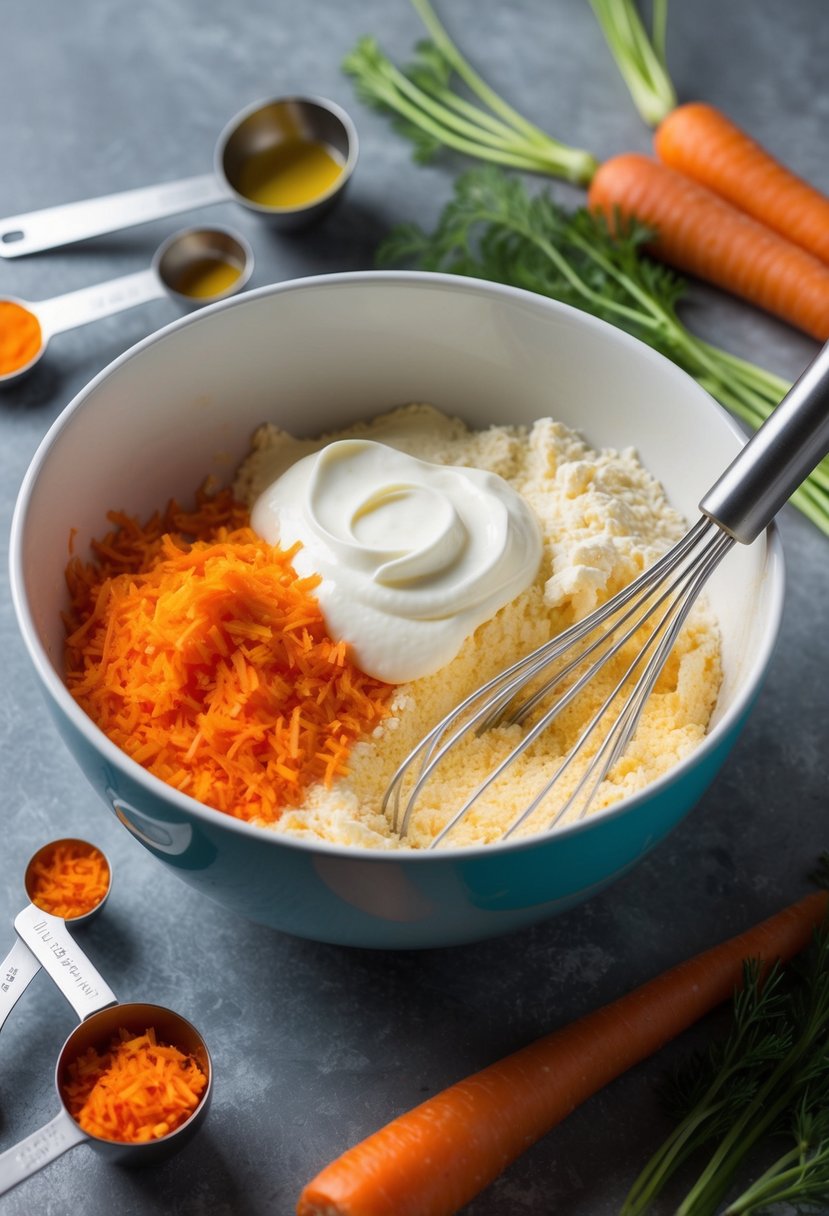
[0,2,827,1213]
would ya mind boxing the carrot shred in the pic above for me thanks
[62,1026,207,1143]
[27,841,110,919]
[297,889,829,1216]
[588,152,829,341]
[655,102,829,268]
[64,487,393,825]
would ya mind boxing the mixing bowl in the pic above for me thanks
[9,273,784,948]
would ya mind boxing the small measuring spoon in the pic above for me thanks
[0,1001,212,1195]
[0,94,358,257]
[0,225,254,387]
[0,838,114,1032]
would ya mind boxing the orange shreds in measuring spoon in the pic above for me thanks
[63,1027,207,1143]
[27,841,110,919]
[64,487,393,825]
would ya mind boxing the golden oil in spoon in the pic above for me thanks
[237,139,344,209]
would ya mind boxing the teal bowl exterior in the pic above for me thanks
[9,272,785,948]
[31,637,767,949]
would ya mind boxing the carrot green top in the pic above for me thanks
[62,1026,207,1143]
[64,488,393,825]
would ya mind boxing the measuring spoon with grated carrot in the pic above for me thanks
[0,1000,212,1195]
[0,838,114,1032]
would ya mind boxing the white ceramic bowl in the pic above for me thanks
[10,273,784,947]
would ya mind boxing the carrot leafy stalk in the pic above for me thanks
[342,0,598,184]
[619,960,792,1213]
[297,889,828,1216]
[588,0,676,125]
[377,166,829,536]
[725,1101,829,1214]
[623,922,829,1215]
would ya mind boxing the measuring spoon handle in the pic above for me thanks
[0,174,230,258]
[0,938,41,1033]
[0,1109,86,1196]
[36,268,163,337]
[14,906,117,1022]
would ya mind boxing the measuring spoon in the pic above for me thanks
[0,838,113,1032]
[0,1001,212,1195]
[0,94,358,258]
[0,225,254,387]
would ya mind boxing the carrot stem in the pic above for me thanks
[376,55,553,160]
[408,0,554,149]
[297,890,829,1216]
[588,0,677,126]
[345,42,592,176]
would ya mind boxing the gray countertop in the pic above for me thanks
[0,2,827,1213]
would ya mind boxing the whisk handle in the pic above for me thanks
[700,340,829,544]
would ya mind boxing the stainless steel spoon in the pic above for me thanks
[0,838,114,1032]
[0,225,254,387]
[0,94,358,257]
[0,1001,212,1195]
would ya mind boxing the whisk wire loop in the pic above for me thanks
[500,519,720,729]
[390,518,734,847]
[386,518,715,835]
[516,525,734,839]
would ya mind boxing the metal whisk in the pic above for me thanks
[385,341,829,848]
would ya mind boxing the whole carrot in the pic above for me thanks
[588,153,829,342]
[297,889,828,1216]
[655,102,829,267]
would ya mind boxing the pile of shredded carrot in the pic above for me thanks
[63,1026,207,1143]
[63,487,392,825]
[27,841,110,919]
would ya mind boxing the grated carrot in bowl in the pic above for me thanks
[63,488,393,825]
[62,1026,207,1143]
[26,840,110,919]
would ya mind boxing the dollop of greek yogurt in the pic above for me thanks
[251,439,542,682]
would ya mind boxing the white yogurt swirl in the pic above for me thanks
[251,439,542,682]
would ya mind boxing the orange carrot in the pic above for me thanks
[654,102,829,268]
[297,889,829,1216]
[588,152,829,342]
[63,1026,207,1143]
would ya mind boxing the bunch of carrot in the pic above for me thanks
[350,0,829,342]
[589,102,829,342]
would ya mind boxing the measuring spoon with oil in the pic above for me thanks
[0,94,357,257]
[0,838,114,1032]
[0,225,253,387]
